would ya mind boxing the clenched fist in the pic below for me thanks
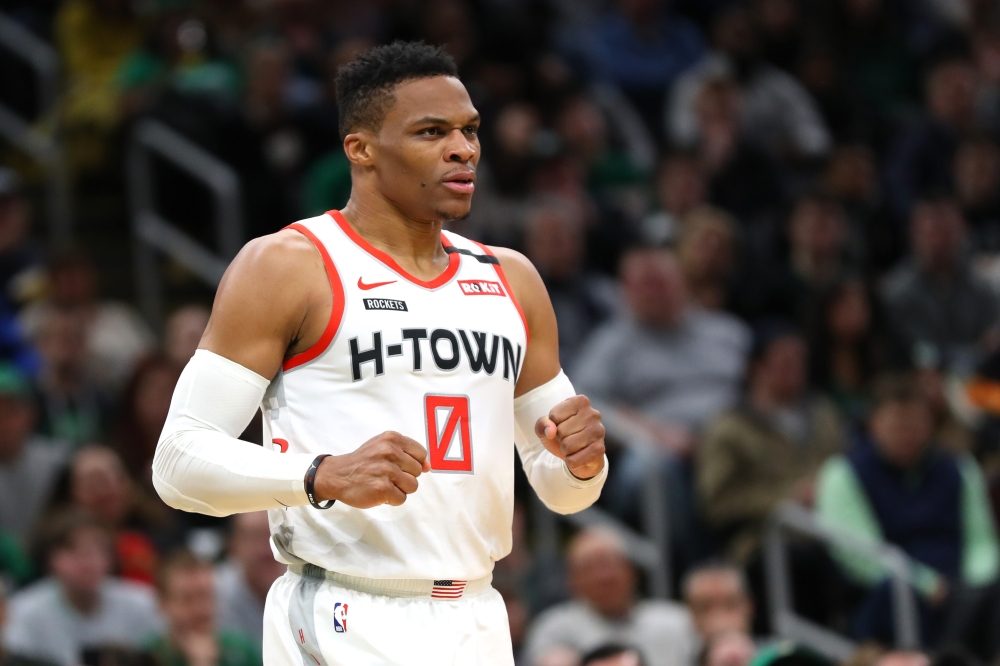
[535,394,606,480]
[313,431,431,508]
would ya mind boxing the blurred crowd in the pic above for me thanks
[5,0,1000,665]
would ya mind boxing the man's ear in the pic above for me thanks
[343,130,376,167]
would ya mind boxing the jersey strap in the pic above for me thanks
[443,246,500,264]
[281,222,347,371]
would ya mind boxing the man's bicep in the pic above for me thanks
[199,233,317,380]
[491,248,561,396]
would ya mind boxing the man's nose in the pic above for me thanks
[445,132,477,163]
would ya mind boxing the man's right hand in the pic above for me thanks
[313,432,431,508]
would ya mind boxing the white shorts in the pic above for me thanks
[262,566,515,666]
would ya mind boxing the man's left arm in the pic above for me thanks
[489,246,608,514]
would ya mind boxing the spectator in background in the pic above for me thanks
[952,135,1000,251]
[640,152,708,246]
[0,582,57,666]
[682,563,754,643]
[668,5,832,162]
[575,247,749,453]
[524,528,698,666]
[701,632,757,666]
[0,170,43,313]
[881,195,998,373]
[146,550,260,666]
[698,322,845,565]
[690,78,786,229]
[885,57,981,217]
[523,201,616,369]
[215,512,284,647]
[164,305,210,367]
[2,512,162,666]
[32,308,112,448]
[115,8,241,118]
[54,0,145,170]
[20,252,155,393]
[67,447,164,586]
[817,376,1000,654]
[112,356,182,490]
[808,279,882,424]
[0,365,66,548]
[580,0,706,141]
[676,206,739,313]
[822,145,901,275]
[823,0,919,121]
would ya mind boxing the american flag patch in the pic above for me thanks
[431,580,467,599]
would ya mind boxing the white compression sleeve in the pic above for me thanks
[152,350,314,517]
[514,370,608,515]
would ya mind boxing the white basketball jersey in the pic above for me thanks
[263,210,528,581]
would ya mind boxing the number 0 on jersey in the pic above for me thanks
[425,395,473,473]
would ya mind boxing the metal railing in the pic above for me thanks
[0,11,71,245]
[765,502,921,661]
[529,406,672,599]
[127,119,244,328]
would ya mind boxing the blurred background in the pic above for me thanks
[5,1,1000,665]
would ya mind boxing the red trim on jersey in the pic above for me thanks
[326,210,460,289]
[471,241,530,346]
[282,223,346,371]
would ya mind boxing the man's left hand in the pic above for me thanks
[535,395,606,480]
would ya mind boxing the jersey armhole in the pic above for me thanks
[281,223,346,371]
[471,241,530,346]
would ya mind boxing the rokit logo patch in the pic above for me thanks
[458,279,504,296]
[363,298,408,311]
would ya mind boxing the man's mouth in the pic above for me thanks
[442,170,476,194]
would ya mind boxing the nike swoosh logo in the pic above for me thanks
[358,277,397,290]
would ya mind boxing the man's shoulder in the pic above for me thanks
[634,598,693,625]
[530,600,595,629]
[881,261,921,300]
[102,578,158,610]
[21,439,69,467]
[217,630,263,666]
[7,579,62,616]
[688,309,752,348]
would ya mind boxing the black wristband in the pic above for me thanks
[304,454,335,510]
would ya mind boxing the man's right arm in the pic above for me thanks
[152,230,428,517]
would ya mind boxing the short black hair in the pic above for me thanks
[335,41,458,139]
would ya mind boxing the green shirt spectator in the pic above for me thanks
[142,631,261,666]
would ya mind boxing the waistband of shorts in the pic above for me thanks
[287,562,493,599]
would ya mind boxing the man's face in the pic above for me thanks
[363,76,480,223]
[51,528,111,598]
[621,250,688,329]
[871,400,933,468]
[754,336,808,404]
[910,201,965,273]
[161,567,216,636]
[686,571,753,640]
[230,512,284,597]
[569,542,636,619]
[71,449,130,527]
[0,396,35,461]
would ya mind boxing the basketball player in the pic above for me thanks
[152,42,608,665]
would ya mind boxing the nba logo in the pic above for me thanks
[333,602,348,633]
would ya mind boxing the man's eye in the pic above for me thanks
[464,126,479,136]
[420,127,441,136]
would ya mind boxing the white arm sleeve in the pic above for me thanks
[514,370,608,515]
[152,350,314,516]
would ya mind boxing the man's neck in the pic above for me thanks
[0,442,24,466]
[63,585,101,615]
[750,385,795,414]
[340,196,449,278]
